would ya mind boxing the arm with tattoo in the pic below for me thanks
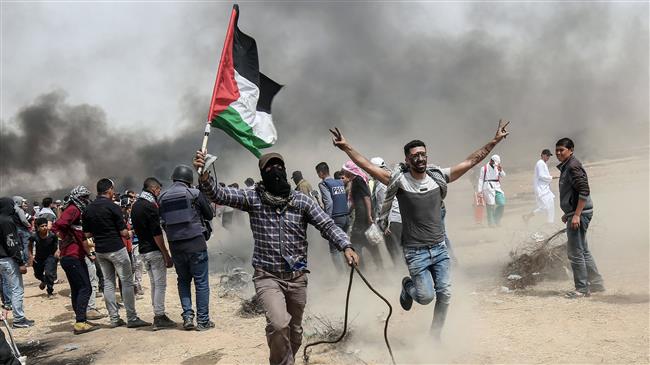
[449,119,510,183]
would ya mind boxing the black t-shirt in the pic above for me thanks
[82,196,127,254]
[350,176,371,232]
[130,198,163,254]
[29,232,58,260]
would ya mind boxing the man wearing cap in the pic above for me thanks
[478,154,507,227]
[291,171,319,205]
[193,151,359,365]
[158,165,215,331]
[523,149,556,224]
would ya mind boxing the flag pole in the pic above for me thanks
[198,4,238,174]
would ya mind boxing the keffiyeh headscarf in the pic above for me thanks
[342,160,369,183]
[66,185,91,212]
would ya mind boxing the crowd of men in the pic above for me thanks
[0,119,604,364]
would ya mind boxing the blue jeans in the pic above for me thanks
[403,242,451,305]
[566,213,603,293]
[172,250,210,324]
[0,258,25,321]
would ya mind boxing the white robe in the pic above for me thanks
[478,163,506,205]
[533,159,555,223]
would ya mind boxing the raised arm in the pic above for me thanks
[330,128,391,185]
[193,150,250,211]
[449,119,510,183]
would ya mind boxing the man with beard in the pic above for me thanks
[158,166,215,331]
[193,151,359,365]
[82,179,150,329]
[52,186,105,334]
[329,119,510,340]
[131,177,176,330]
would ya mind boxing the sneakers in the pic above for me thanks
[565,290,590,299]
[86,309,106,320]
[152,315,176,331]
[73,321,99,335]
[182,317,196,331]
[127,317,152,328]
[196,320,215,332]
[110,318,127,328]
[12,319,35,328]
[400,277,414,311]
[38,282,46,290]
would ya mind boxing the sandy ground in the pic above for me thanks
[7,151,649,364]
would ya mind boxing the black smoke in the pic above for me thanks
[1,3,648,197]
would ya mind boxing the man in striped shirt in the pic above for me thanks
[193,151,358,365]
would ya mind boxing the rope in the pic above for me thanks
[302,265,396,365]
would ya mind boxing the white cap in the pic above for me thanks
[491,154,501,164]
[370,157,386,169]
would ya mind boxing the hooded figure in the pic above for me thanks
[0,197,33,328]
[478,154,506,227]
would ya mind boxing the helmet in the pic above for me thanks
[171,165,194,185]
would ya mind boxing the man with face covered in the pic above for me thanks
[193,151,359,365]
[330,119,510,340]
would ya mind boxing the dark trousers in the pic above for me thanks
[172,250,210,324]
[33,256,58,294]
[60,256,92,323]
[327,216,349,272]
[253,269,307,365]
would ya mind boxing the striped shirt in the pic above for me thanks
[199,176,351,273]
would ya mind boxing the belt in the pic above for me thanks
[255,268,305,280]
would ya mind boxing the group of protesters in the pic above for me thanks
[0,119,605,365]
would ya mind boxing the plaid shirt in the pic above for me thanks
[199,176,351,273]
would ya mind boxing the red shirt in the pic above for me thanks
[51,205,86,260]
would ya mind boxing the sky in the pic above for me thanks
[1,2,648,196]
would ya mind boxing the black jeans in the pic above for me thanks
[60,256,92,323]
[33,255,58,294]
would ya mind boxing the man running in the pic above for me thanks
[330,119,510,339]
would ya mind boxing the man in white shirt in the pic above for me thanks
[523,149,555,224]
[478,155,506,227]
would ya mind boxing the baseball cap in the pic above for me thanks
[258,153,285,170]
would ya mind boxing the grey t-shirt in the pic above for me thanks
[394,168,450,247]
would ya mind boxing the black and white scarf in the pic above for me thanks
[255,182,294,209]
[65,185,91,213]
[140,190,156,204]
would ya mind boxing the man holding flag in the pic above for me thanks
[194,6,358,364]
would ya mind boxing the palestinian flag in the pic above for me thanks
[207,4,283,158]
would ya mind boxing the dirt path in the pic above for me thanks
[9,153,649,364]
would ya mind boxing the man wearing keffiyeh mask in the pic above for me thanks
[52,185,105,334]
[342,160,384,271]
[193,150,359,365]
